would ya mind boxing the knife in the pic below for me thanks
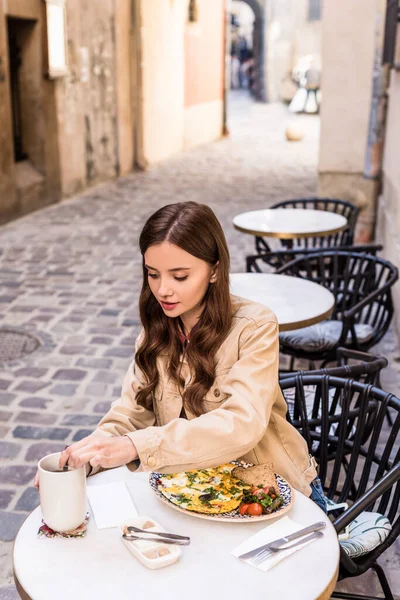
[238,521,326,560]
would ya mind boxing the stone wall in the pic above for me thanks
[377,68,400,336]
[318,0,387,242]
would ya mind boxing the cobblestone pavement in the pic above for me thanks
[0,91,399,598]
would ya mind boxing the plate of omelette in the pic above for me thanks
[149,461,293,522]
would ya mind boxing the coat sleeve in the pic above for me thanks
[126,319,280,473]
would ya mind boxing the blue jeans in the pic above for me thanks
[309,476,327,513]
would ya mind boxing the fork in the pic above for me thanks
[250,530,324,567]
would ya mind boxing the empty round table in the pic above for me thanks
[233,208,348,239]
[230,273,334,331]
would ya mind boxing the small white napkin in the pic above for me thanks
[87,481,138,529]
[232,516,319,572]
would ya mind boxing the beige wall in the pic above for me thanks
[184,0,224,149]
[140,0,225,164]
[378,69,400,334]
[318,1,376,173]
[140,0,186,164]
[318,0,387,241]
[115,0,134,176]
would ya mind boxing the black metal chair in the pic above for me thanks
[246,244,383,273]
[279,374,400,600]
[275,250,398,369]
[279,348,387,385]
[255,197,360,255]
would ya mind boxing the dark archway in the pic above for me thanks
[235,0,266,102]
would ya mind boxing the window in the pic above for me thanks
[308,0,321,21]
[382,0,400,66]
[188,0,198,23]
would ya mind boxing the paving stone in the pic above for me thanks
[72,429,93,441]
[0,411,12,422]
[60,414,99,426]
[0,586,20,599]
[0,381,11,390]
[19,397,50,409]
[93,370,119,383]
[14,381,49,393]
[122,319,139,327]
[99,309,120,316]
[13,368,47,378]
[0,466,37,486]
[76,358,112,369]
[93,401,112,413]
[0,491,15,510]
[53,369,86,381]
[15,487,39,512]
[90,336,113,345]
[0,442,20,459]
[25,442,65,461]
[48,384,77,396]
[85,383,109,396]
[0,394,16,406]
[15,412,57,425]
[89,327,124,336]
[103,347,133,358]
[59,345,97,356]
[13,426,70,441]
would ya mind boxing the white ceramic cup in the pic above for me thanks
[38,452,87,533]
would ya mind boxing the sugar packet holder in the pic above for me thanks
[120,517,181,570]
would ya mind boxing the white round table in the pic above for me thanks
[13,467,339,600]
[230,273,334,331]
[233,208,348,239]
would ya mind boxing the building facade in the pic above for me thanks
[0,0,226,223]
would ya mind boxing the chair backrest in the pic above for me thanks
[279,348,387,386]
[270,197,359,248]
[276,250,398,347]
[247,244,383,273]
[280,374,400,518]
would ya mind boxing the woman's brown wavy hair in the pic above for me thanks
[135,202,232,417]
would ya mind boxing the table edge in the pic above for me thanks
[233,221,348,239]
[12,545,340,600]
[278,305,334,331]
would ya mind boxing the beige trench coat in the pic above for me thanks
[92,295,317,496]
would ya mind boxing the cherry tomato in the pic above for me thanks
[247,503,263,516]
[239,503,250,516]
[270,494,276,500]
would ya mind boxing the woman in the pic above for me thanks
[37,202,324,509]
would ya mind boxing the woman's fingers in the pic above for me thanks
[58,436,93,468]
[58,437,138,471]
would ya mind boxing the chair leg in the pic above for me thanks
[372,562,395,600]
[331,563,395,600]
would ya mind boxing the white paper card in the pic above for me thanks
[232,516,319,572]
[87,481,138,529]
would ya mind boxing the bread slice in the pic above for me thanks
[232,462,278,490]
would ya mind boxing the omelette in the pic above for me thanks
[156,464,250,514]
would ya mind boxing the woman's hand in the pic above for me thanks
[58,435,138,471]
